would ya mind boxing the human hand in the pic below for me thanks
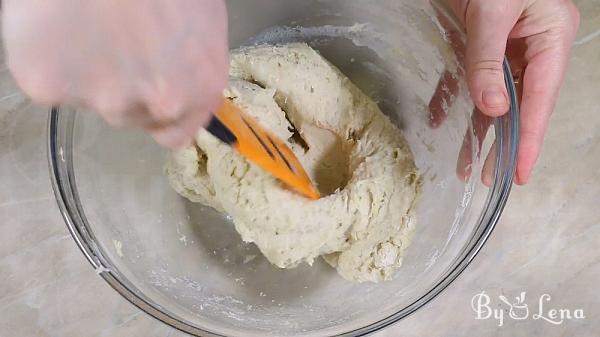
[2,0,229,148]
[445,0,580,185]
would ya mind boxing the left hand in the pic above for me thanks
[431,0,580,185]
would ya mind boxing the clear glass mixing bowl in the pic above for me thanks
[48,1,518,336]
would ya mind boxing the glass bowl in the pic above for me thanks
[48,0,518,336]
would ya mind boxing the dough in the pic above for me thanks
[166,43,421,282]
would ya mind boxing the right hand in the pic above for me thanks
[2,0,229,148]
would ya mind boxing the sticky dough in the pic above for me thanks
[166,43,420,282]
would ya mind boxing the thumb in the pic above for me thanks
[463,1,520,116]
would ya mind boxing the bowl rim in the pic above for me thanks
[47,10,519,337]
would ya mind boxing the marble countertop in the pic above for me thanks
[1,1,599,336]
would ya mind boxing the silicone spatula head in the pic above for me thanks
[206,100,320,200]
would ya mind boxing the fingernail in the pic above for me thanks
[483,88,508,109]
[516,172,529,185]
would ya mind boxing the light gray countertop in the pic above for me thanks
[1,1,599,336]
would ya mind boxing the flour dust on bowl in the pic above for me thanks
[48,1,518,336]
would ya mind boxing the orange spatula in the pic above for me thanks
[206,99,320,200]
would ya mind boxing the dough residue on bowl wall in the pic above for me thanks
[166,43,421,282]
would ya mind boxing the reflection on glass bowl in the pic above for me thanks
[48,1,518,336]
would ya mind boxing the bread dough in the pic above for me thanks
[166,43,420,282]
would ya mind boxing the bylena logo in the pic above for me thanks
[471,291,586,327]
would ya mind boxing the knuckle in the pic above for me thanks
[191,72,227,113]
[470,59,504,75]
[525,75,560,100]
[91,95,131,127]
[94,96,126,115]
[145,85,186,124]
[520,128,543,144]
[151,125,191,148]
[150,103,185,125]
[200,84,226,113]
[10,66,63,103]
[100,111,127,127]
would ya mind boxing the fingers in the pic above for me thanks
[515,47,569,184]
[2,0,230,150]
[427,1,467,129]
[82,74,222,149]
[463,1,522,117]
[88,74,224,148]
[481,141,497,187]
[449,0,579,185]
[150,116,201,148]
[428,70,459,128]
[145,65,228,148]
[149,105,217,149]
[456,107,493,182]
[79,35,226,149]
[513,1,579,185]
[431,1,466,61]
